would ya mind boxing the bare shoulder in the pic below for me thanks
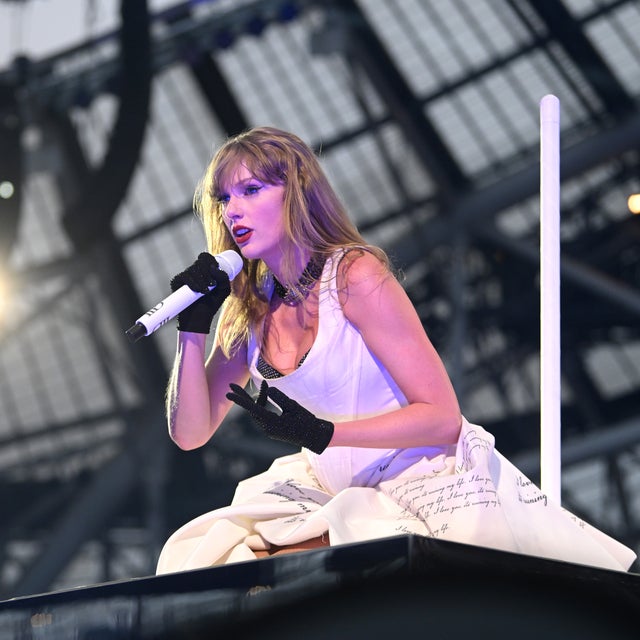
[337,248,392,298]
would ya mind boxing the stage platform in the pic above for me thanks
[0,534,638,639]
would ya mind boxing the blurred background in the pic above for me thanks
[0,0,639,598]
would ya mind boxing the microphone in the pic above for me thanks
[125,250,243,343]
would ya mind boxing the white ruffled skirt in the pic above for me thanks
[156,419,636,574]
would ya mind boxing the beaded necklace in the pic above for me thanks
[272,257,325,306]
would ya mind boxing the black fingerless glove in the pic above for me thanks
[170,252,231,334]
[226,381,334,454]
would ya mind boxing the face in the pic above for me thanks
[217,164,288,268]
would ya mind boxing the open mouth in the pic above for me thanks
[233,226,252,244]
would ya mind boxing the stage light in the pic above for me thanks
[627,193,640,214]
[0,180,15,199]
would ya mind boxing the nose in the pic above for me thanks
[222,194,242,224]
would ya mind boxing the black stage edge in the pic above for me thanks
[1,535,638,639]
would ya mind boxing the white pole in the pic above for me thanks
[540,94,561,503]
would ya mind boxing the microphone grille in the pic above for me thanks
[217,250,244,280]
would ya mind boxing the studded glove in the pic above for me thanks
[170,252,231,334]
[226,380,334,454]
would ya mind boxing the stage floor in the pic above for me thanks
[1,534,638,638]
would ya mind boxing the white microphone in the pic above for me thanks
[125,250,243,343]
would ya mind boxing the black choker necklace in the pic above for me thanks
[273,257,325,306]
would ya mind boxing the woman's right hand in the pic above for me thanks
[170,252,231,334]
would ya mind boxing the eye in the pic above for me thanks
[215,192,230,205]
[244,184,262,196]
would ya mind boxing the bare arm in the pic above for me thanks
[330,251,462,448]
[166,318,249,450]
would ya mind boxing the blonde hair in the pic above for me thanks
[193,126,389,357]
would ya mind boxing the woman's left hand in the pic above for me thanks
[226,381,334,454]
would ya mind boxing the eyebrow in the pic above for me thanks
[223,176,265,192]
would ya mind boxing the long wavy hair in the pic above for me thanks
[193,126,389,357]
